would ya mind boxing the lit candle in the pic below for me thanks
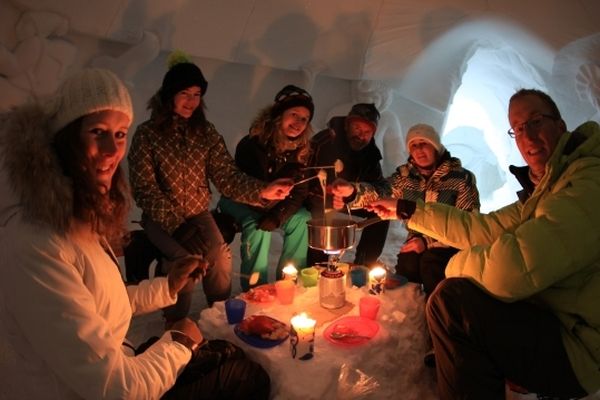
[368,266,386,295]
[290,312,316,360]
[282,264,298,283]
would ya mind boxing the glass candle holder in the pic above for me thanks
[368,266,386,295]
[275,279,296,305]
[290,313,316,360]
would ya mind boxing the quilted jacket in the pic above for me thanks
[409,121,600,393]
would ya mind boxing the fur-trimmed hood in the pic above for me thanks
[0,103,73,232]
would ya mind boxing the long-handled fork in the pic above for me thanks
[232,271,260,286]
[301,159,344,174]
[292,174,321,187]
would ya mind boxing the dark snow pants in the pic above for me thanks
[426,278,587,400]
[395,246,458,295]
[138,338,270,399]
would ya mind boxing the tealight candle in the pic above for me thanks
[290,312,316,360]
[282,264,298,283]
[368,266,386,295]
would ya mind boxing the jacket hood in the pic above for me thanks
[549,121,600,178]
[548,120,600,182]
[560,121,600,160]
[0,103,73,232]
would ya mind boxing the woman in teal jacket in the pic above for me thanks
[368,89,599,399]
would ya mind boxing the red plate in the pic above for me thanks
[323,316,379,347]
[241,284,276,303]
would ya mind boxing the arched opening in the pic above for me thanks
[439,34,554,211]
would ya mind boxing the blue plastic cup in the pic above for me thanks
[225,298,246,324]
[350,266,367,288]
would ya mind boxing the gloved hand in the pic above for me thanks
[396,199,417,220]
[365,198,416,220]
[257,214,280,232]
[173,221,208,256]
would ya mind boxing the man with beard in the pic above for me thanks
[305,103,390,266]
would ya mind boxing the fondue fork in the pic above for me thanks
[294,168,328,187]
[292,174,320,186]
[301,165,336,170]
[301,159,344,173]
[232,271,260,286]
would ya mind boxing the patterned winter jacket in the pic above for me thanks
[351,151,480,248]
[128,116,268,234]
[307,116,388,211]
[409,122,600,393]
[228,134,309,224]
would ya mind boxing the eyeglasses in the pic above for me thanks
[507,114,558,138]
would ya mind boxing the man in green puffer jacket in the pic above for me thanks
[366,89,600,399]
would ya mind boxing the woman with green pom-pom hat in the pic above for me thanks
[128,51,293,323]
[159,50,208,107]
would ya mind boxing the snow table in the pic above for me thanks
[197,283,437,399]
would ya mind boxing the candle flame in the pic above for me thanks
[369,266,386,278]
[283,264,298,274]
[291,312,316,329]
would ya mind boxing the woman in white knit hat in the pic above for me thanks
[0,68,270,399]
[332,123,480,295]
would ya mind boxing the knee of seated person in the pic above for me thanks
[296,207,312,219]
[203,240,231,261]
[426,278,471,317]
[247,360,271,395]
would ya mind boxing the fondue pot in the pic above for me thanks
[307,217,382,252]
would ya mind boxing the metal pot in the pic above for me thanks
[307,217,382,252]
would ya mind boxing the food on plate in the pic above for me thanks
[331,323,358,337]
[238,315,289,341]
[242,284,276,303]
